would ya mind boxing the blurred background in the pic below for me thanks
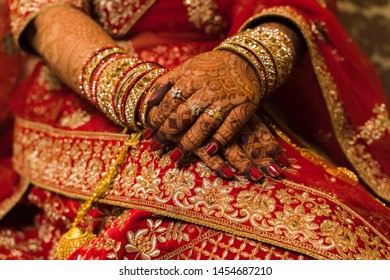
[338,0,390,99]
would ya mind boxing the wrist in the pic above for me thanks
[214,24,296,98]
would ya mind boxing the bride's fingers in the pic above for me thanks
[151,93,214,145]
[246,115,290,168]
[144,66,188,139]
[221,140,265,182]
[167,103,236,160]
[234,125,283,178]
[192,147,235,181]
[203,102,258,155]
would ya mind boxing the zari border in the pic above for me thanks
[12,117,390,260]
[238,6,390,203]
[94,0,157,37]
[0,177,30,220]
[156,230,219,260]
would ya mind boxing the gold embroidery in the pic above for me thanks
[182,0,227,36]
[37,65,63,91]
[240,7,390,203]
[355,104,390,145]
[58,109,92,129]
[93,0,157,37]
[12,118,390,260]
[124,219,191,260]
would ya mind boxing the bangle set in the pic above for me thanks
[215,25,295,97]
[79,26,294,131]
[79,45,165,132]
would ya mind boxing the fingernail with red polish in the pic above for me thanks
[149,139,161,151]
[250,167,264,181]
[143,128,154,140]
[276,153,290,167]
[205,143,218,155]
[170,148,184,162]
[268,164,283,177]
[221,165,235,179]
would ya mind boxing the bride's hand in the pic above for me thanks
[144,50,263,161]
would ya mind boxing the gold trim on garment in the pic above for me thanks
[354,104,390,145]
[182,0,227,36]
[12,117,390,260]
[93,0,157,37]
[238,6,390,204]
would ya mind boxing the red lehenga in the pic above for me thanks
[0,0,389,260]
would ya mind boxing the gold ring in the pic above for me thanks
[205,105,223,121]
[184,100,202,116]
[171,87,186,101]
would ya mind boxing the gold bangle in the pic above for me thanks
[245,26,295,88]
[79,46,128,103]
[221,35,277,94]
[139,68,166,128]
[96,57,139,125]
[123,66,163,131]
[215,25,295,96]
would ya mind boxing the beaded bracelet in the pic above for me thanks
[79,45,165,130]
[215,25,295,97]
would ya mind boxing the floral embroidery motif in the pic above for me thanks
[92,0,157,37]
[124,219,190,260]
[355,104,390,145]
[182,0,227,36]
[13,118,390,260]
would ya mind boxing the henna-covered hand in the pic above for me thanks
[192,113,289,182]
[144,50,263,161]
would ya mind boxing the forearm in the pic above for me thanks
[26,5,116,92]
[25,5,164,131]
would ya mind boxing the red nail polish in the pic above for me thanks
[268,164,282,177]
[221,165,234,179]
[250,167,264,181]
[205,143,218,155]
[143,128,154,140]
[170,149,183,162]
[149,139,161,151]
[277,154,290,167]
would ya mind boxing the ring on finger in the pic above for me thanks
[171,87,186,101]
[184,100,203,116]
[205,105,223,121]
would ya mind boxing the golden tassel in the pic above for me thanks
[56,130,143,260]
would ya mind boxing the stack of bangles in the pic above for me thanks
[215,25,295,97]
[79,45,166,132]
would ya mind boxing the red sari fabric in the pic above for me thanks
[0,0,389,260]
